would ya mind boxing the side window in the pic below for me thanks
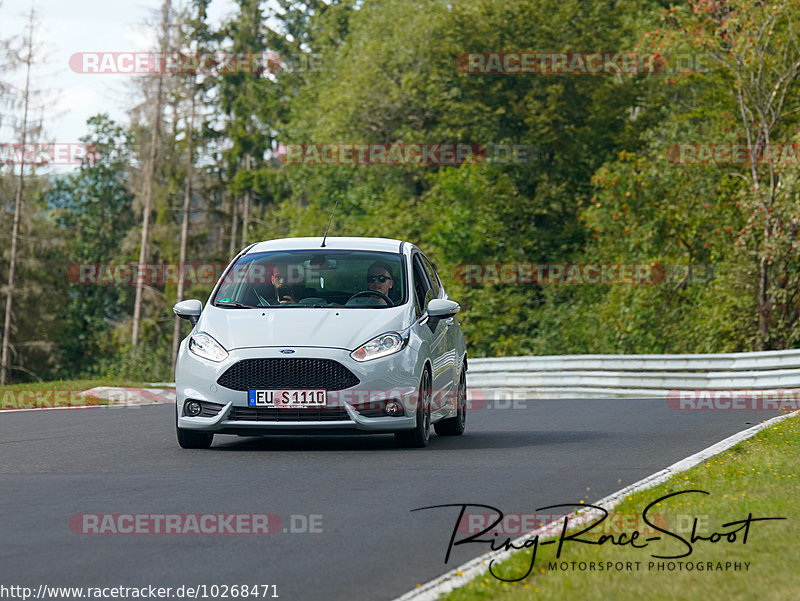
[420,255,441,298]
[412,256,431,317]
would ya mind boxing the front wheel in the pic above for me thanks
[176,412,214,449]
[395,371,431,448]
[434,367,466,436]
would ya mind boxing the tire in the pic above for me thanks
[176,411,214,449]
[395,370,432,448]
[434,366,466,436]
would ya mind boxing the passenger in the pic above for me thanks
[271,265,297,304]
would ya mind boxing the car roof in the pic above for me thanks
[245,237,408,254]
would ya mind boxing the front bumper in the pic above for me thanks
[176,345,420,434]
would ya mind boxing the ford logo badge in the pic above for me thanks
[280,349,295,354]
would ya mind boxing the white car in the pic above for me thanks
[173,237,468,449]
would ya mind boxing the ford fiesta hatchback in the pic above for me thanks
[173,237,467,449]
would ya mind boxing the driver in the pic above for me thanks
[366,261,394,305]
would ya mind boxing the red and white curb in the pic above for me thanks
[392,409,800,601]
[83,386,176,406]
[1,387,175,413]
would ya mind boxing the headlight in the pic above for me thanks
[188,332,228,362]
[350,332,406,362]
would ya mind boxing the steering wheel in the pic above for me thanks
[347,290,394,306]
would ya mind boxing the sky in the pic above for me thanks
[1,0,237,169]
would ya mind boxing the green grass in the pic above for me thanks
[0,379,171,409]
[442,414,800,601]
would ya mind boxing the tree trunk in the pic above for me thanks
[229,193,239,258]
[172,91,195,371]
[132,0,171,347]
[241,155,251,248]
[241,191,250,248]
[0,9,33,386]
[757,255,769,350]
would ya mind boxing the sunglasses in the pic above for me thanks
[367,275,392,283]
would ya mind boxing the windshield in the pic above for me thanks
[212,250,407,309]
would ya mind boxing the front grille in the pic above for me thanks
[228,406,350,422]
[217,358,360,392]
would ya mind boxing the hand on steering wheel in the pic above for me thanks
[347,290,394,306]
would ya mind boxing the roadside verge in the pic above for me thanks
[395,409,800,601]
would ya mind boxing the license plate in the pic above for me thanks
[248,389,327,408]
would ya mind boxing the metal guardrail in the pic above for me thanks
[155,350,800,399]
[465,349,800,398]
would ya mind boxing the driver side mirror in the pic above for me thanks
[173,299,202,326]
[427,298,460,319]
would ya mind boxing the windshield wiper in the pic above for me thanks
[215,301,261,309]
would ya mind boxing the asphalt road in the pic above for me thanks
[0,399,784,601]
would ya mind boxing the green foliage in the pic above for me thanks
[256,0,665,356]
[0,171,63,381]
[8,0,800,384]
[46,115,138,378]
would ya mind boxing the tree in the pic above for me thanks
[701,0,800,349]
[217,0,278,251]
[588,0,800,351]
[1,7,43,385]
[131,0,172,348]
[0,0,20,133]
[171,0,214,368]
[265,0,662,356]
[48,115,137,377]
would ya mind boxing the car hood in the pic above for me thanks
[200,305,410,351]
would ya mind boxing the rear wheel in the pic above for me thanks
[434,367,466,436]
[395,370,431,448]
[176,411,214,449]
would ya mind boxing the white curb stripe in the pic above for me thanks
[0,402,171,413]
[393,409,800,601]
[1,405,108,413]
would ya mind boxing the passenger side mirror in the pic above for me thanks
[427,298,460,319]
[173,299,203,326]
